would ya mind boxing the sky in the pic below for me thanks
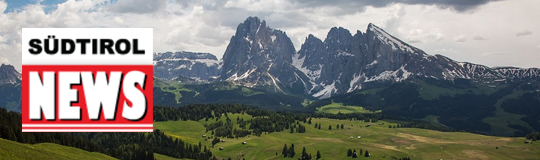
[1,0,539,71]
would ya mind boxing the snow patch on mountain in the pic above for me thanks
[313,82,336,99]
[369,23,418,54]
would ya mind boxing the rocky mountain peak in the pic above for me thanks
[366,23,422,55]
[0,64,21,84]
[220,17,304,93]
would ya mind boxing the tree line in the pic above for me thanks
[0,107,212,160]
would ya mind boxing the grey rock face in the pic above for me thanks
[0,64,21,84]
[294,23,540,98]
[153,51,221,81]
[220,16,309,93]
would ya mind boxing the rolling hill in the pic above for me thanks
[0,138,116,160]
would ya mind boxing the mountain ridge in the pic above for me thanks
[152,16,540,99]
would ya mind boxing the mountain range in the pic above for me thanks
[154,16,540,99]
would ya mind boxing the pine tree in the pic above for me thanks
[289,143,296,158]
[328,125,332,130]
[282,144,288,157]
[364,150,370,157]
[347,149,352,157]
[301,147,308,160]
[316,150,321,159]
[308,117,312,124]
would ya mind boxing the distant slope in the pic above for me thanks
[0,83,21,112]
[0,138,116,160]
[312,77,540,136]
[153,78,308,110]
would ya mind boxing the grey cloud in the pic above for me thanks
[473,35,486,40]
[453,35,467,42]
[109,0,167,14]
[402,0,502,12]
[291,0,502,13]
[516,30,533,37]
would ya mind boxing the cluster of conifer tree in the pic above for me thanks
[0,107,212,160]
[155,104,312,138]
[346,148,368,158]
[526,132,540,141]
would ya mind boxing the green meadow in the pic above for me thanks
[316,103,378,114]
[154,114,540,160]
[0,138,116,160]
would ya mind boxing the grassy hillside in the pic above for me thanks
[317,103,379,114]
[155,113,540,160]
[0,138,116,160]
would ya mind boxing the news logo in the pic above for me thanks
[21,28,153,132]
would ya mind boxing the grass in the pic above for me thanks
[0,138,116,160]
[240,87,264,97]
[317,103,377,114]
[155,116,540,160]
[154,153,186,160]
[154,78,194,102]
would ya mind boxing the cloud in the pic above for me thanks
[453,35,467,42]
[472,35,486,40]
[431,48,458,53]
[291,0,502,13]
[109,0,167,14]
[406,28,444,43]
[516,30,533,37]
[401,0,503,12]
[0,0,6,13]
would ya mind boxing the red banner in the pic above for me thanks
[22,65,153,132]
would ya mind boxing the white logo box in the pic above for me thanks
[22,28,153,65]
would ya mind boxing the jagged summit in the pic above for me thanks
[219,16,306,93]
[0,64,21,84]
[366,23,423,55]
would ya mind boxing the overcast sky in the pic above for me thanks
[1,0,539,71]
